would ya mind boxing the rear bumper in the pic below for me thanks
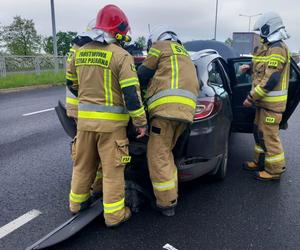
[177,155,223,182]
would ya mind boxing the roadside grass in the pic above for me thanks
[0,71,65,89]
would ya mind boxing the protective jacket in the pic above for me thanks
[65,44,80,118]
[67,41,147,132]
[249,41,290,113]
[138,40,199,123]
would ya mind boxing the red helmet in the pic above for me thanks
[95,4,130,36]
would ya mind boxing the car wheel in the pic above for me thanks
[214,137,228,180]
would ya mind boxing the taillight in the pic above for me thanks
[194,97,221,120]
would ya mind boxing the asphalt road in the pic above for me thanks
[0,86,300,250]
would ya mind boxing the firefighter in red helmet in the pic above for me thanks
[68,4,147,227]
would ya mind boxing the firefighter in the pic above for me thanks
[137,26,199,216]
[67,4,147,227]
[65,20,103,197]
[241,12,290,181]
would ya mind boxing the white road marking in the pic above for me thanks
[163,243,178,250]
[0,209,42,239]
[22,108,55,117]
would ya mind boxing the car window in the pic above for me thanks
[290,65,299,81]
[234,61,252,85]
[208,61,224,86]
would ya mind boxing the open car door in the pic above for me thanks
[227,56,300,133]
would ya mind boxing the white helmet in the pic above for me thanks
[253,12,285,38]
[147,25,181,51]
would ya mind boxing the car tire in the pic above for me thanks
[213,137,228,180]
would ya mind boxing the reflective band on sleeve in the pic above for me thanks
[148,47,161,58]
[255,85,267,97]
[170,55,179,89]
[104,69,113,106]
[103,198,125,214]
[255,144,264,153]
[79,103,127,114]
[66,97,79,105]
[253,54,286,64]
[69,191,90,203]
[66,73,77,81]
[265,153,285,164]
[119,77,139,88]
[75,49,112,68]
[78,111,129,121]
[128,106,145,118]
[95,171,103,180]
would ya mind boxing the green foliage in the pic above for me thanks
[0,71,65,89]
[134,36,146,49]
[43,31,77,55]
[0,16,41,55]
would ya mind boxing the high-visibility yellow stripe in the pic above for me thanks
[95,171,103,180]
[150,47,161,54]
[255,85,267,97]
[152,171,177,191]
[108,69,113,106]
[103,198,125,214]
[119,77,139,88]
[263,95,287,102]
[128,106,145,118]
[69,191,90,203]
[255,144,264,153]
[66,73,77,81]
[170,55,179,89]
[265,152,285,164]
[148,96,196,111]
[66,97,79,105]
[148,51,160,57]
[104,69,113,106]
[78,111,129,121]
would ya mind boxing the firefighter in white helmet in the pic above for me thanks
[138,25,199,216]
[241,12,290,181]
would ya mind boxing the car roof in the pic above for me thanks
[184,40,239,61]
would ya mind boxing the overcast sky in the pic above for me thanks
[1,0,299,52]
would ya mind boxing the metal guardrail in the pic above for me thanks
[0,56,67,77]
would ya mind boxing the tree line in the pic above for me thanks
[0,16,146,56]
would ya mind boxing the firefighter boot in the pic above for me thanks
[161,207,175,217]
[243,161,260,171]
[106,207,132,228]
[254,171,281,181]
[69,198,93,215]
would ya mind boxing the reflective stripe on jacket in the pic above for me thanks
[67,42,147,132]
[141,40,199,123]
[250,41,290,113]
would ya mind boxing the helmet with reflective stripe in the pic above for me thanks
[253,12,284,38]
[95,4,130,36]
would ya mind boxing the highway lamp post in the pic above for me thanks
[213,0,219,40]
[239,13,262,32]
[50,0,59,72]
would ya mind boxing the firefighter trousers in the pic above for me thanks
[69,128,130,226]
[71,136,103,193]
[147,117,187,208]
[253,108,286,175]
